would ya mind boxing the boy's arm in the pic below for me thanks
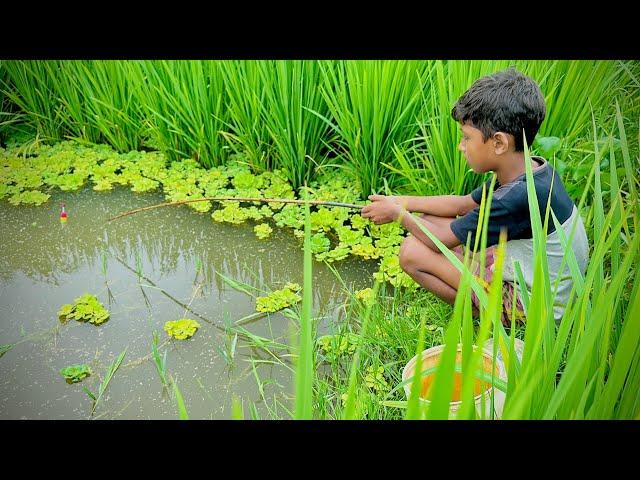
[388,194,478,217]
[361,196,463,251]
[361,194,478,223]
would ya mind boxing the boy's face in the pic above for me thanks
[457,122,495,173]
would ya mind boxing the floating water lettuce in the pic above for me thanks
[351,242,380,260]
[58,293,110,325]
[211,202,251,224]
[310,232,330,254]
[255,283,302,313]
[0,184,21,200]
[354,287,375,304]
[310,207,339,232]
[92,177,115,191]
[164,318,201,340]
[273,204,304,229]
[254,223,273,239]
[233,171,264,190]
[318,333,359,358]
[60,364,92,384]
[8,190,50,206]
[364,365,389,393]
[129,176,160,193]
[372,253,418,290]
[283,282,301,292]
[335,226,365,247]
[350,214,370,230]
[315,244,350,263]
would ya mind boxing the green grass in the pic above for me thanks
[258,60,334,190]
[218,61,274,172]
[170,375,189,420]
[294,192,314,419]
[136,60,230,167]
[3,59,635,200]
[399,60,513,197]
[305,102,638,420]
[315,60,430,197]
[84,348,127,417]
[151,331,169,389]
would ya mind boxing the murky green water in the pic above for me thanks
[0,187,376,419]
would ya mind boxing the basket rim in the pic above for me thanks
[401,343,506,405]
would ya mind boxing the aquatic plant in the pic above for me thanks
[309,232,330,254]
[151,331,168,388]
[163,319,201,340]
[84,348,127,416]
[318,333,359,358]
[211,202,251,224]
[364,365,389,393]
[57,293,110,325]
[314,244,350,263]
[60,364,92,384]
[255,283,302,313]
[7,189,49,206]
[171,376,189,420]
[354,288,374,304]
[254,223,273,239]
[0,344,15,358]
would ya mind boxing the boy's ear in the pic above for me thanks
[492,132,511,155]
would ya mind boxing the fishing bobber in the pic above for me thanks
[60,203,68,223]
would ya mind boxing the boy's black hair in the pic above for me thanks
[451,67,546,151]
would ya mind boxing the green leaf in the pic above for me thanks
[0,344,15,358]
[534,136,561,157]
[172,378,189,420]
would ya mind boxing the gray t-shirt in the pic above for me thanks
[450,157,589,322]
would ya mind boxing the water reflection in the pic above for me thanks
[0,186,375,310]
[0,186,377,419]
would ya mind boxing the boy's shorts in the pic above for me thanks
[453,245,526,327]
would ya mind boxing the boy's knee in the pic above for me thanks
[399,237,411,271]
[399,237,423,273]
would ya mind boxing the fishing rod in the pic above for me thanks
[107,196,364,223]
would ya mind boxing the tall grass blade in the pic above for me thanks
[294,191,314,419]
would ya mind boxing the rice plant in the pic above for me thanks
[2,61,67,141]
[316,60,430,197]
[218,60,274,171]
[257,60,334,190]
[59,61,146,151]
[137,60,230,167]
[394,60,513,197]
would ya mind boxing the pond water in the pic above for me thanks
[0,187,376,419]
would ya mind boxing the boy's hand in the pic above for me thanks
[361,195,403,224]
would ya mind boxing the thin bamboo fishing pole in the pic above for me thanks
[107,196,364,223]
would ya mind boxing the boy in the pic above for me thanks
[361,67,589,325]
